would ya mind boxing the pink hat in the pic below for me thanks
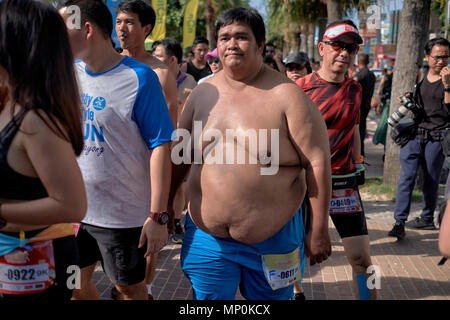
[204,48,218,60]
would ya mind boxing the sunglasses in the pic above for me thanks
[323,41,359,55]
[207,58,220,64]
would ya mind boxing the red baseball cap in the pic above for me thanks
[323,24,363,44]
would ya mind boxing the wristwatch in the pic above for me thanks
[444,87,450,92]
[148,211,169,225]
[0,202,6,230]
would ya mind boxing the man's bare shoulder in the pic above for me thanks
[184,73,197,89]
[141,54,169,73]
[261,67,304,97]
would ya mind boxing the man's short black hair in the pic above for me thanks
[358,53,370,66]
[424,37,450,55]
[116,0,156,36]
[61,0,112,40]
[193,36,209,47]
[153,38,183,64]
[266,42,275,47]
[216,7,265,46]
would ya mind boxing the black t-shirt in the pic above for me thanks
[186,60,212,82]
[355,67,376,111]
[419,76,450,130]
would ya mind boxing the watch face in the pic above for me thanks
[158,213,169,225]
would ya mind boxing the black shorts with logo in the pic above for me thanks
[330,174,369,239]
[76,223,146,286]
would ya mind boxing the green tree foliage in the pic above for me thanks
[431,0,447,31]
[265,0,368,50]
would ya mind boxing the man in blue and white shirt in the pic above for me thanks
[59,0,174,300]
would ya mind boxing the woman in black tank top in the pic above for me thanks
[0,0,86,300]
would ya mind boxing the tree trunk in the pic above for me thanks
[326,0,343,23]
[307,23,315,59]
[383,0,431,186]
[205,0,216,49]
[300,24,308,53]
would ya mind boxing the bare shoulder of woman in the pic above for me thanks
[21,109,68,138]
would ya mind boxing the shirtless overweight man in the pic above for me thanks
[171,7,332,300]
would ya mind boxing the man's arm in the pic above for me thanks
[155,68,179,128]
[439,199,450,257]
[168,86,197,210]
[353,124,361,161]
[272,50,285,73]
[284,84,332,265]
[139,142,172,257]
[440,66,450,104]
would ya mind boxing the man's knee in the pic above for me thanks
[342,236,372,273]
[347,252,372,274]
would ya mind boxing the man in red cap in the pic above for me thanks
[296,19,377,300]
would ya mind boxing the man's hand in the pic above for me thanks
[397,92,412,106]
[139,218,169,258]
[304,227,332,265]
[440,66,450,88]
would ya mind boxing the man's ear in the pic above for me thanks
[84,21,94,41]
[258,42,265,55]
[144,24,153,38]
[169,56,177,66]
[318,42,325,57]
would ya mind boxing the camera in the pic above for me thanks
[387,93,422,127]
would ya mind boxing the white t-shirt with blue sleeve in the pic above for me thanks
[75,56,174,228]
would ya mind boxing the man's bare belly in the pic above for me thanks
[0,199,49,232]
[186,164,306,244]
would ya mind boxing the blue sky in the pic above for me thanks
[249,0,267,19]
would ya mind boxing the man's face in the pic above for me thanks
[217,21,263,70]
[319,37,359,75]
[285,63,307,82]
[116,11,150,50]
[426,44,450,74]
[265,45,275,56]
[58,7,86,59]
[193,43,209,61]
[153,45,171,66]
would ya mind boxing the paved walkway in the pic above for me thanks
[93,110,450,300]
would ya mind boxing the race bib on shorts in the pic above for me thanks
[261,247,300,290]
[330,188,362,214]
[0,240,56,294]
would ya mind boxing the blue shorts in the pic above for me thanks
[180,209,305,300]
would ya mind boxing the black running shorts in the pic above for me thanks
[76,223,146,286]
[330,210,368,239]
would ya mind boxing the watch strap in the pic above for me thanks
[148,211,169,224]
